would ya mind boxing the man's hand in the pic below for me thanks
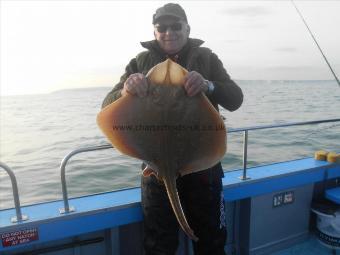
[122,73,148,97]
[183,71,208,97]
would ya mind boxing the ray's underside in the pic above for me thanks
[97,59,227,241]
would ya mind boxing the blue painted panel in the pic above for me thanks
[326,164,340,179]
[222,158,330,188]
[0,206,142,251]
[223,168,325,201]
[325,187,340,204]
[0,187,141,227]
[221,158,339,201]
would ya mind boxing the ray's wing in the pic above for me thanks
[178,94,227,176]
[97,95,143,158]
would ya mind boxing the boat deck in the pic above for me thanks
[1,157,339,254]
[273,234,338,255]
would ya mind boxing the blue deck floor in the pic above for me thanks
[273,233,339,255]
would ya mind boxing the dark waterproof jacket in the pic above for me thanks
[102,38,243,111]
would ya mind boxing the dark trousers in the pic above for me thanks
[141,164,227,255]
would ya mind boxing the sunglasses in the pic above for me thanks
[155,23,183,33]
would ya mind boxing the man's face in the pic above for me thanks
[154,16,190,55]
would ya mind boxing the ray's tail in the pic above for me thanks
[162,174,199,241]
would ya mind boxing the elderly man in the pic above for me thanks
[102,3,243,255]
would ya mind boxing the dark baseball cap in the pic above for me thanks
[152,3,188,24]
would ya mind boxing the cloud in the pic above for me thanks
[265,65,315,71]
[219,6,272,17]
[223,39,243,44]
[275,47,298,53]
[229,65,331,80]
[262,65,332,79]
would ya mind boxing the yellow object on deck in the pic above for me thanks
[327,152,339,163]
[314,150,328,161]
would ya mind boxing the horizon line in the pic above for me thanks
[1,79,337,97]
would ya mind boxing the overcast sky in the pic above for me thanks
[1,0,339,96]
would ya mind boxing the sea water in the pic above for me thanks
[0,80,339,209]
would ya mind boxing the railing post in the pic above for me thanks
[59,153,75,214]
[239,130,250,180]
[59,144,113,214]
[0,162,28,223]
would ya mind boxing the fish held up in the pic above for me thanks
[96,59,227,241]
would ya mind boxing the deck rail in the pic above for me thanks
[59,118,340,214]
[59,144,112,214]
[0,162,28,222]
[228,118,340,180]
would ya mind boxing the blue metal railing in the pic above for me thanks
[59,144,112,214]
[0,162,28,222]
[229,118,340,180]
